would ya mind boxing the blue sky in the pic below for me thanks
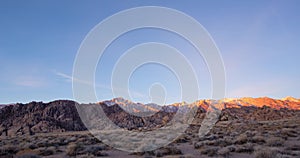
[0,0,299,104]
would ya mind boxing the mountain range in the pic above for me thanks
[0,97,299,137]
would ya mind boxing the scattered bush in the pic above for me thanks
[218,147,230,156]
[245,130,256,137]
[251,135,266,144]
[27,144,38,150]
[36,142,47,148]
[281,128,298,137]
[285,144,300,151]
[235,134,248,144]
[200,147,219,156]
[16,148,39,157]
[174,135,189,143]
[266,137,284,147]
[84,146,108,156]
[235,143,254,153]
[153,146,182,157]
[38,147,55,156]
[254,148,278,158]
[16,154,41,158]
[194,142,205,149]
[66,143,84,156]
[225,145,236,152]
[0,145,19,157]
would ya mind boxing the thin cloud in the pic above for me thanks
[53,70,109,89]
[54,71,72,82]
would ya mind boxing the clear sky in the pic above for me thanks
[1,0,299,104]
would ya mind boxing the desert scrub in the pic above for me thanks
[251,135,266,144]
[285,144,300,151]
[200,147,219,157]
[266,137,284,147]
[217,147,230,157]
[174,135,189,143]
[84,145,108,156]
[225,145,236,152]
[219,138,233,147]
[245,130,256,137]
[235,143,254,153]
[194,141,205,149]
[0,145,19,157]
[163,155,193,158]
[234,134,248,144]
[254,148,278,158]
[66,142,84,156]
[281,128,298,137]
[36,141,48,148]
[16,148,39,157]
[30,147,55,156]
[153,146,182,157]
[17,154,41,158]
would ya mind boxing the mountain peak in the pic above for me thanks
[100,98,161,116]
[281,96,299,102]
[111,97,132,104]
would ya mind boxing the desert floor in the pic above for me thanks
[1,118,300,158]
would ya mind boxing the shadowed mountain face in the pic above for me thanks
[0,97,299,136]
[0,100,86,136]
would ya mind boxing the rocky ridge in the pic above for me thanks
[0,97,299,136]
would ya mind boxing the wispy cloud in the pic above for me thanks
[54,71,72,82]
[54,70,109,89]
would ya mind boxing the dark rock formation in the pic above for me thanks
[0,100,86,136]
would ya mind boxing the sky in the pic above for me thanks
[0,0,300,104]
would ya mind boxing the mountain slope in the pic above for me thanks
[0,100,86,136]
[0,97,299,136]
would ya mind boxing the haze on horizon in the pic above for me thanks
[0,0,300,104]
